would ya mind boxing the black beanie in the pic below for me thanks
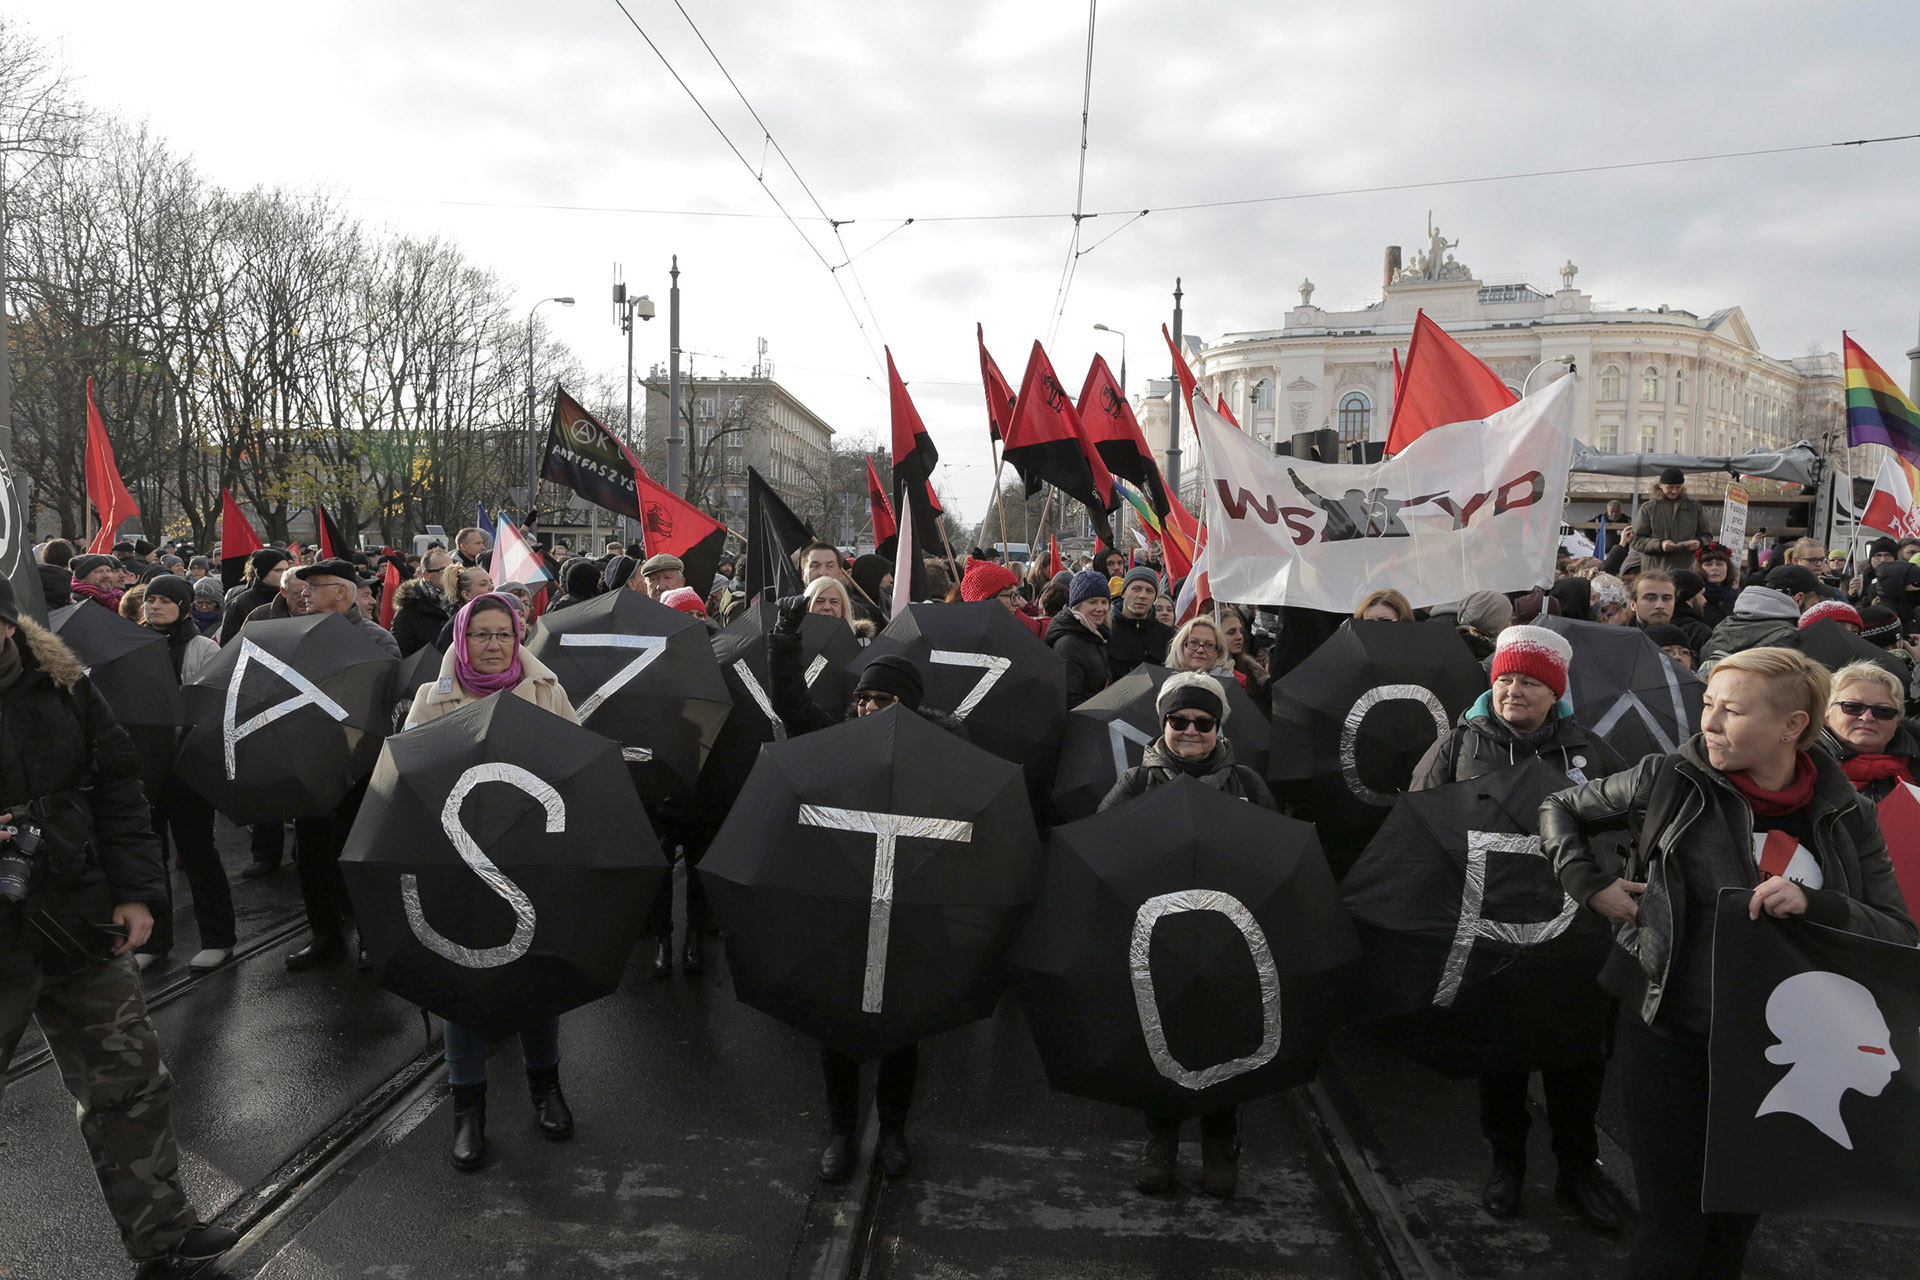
[854,653,925,710]
[250,547,291,576]
[144,574,194,610]
[1871,537,1900,558]
[564,560,601,596]
[1860,605,1904,647]
[1657,466,1686,486]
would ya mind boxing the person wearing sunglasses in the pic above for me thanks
[1410,625,1631,1231]
[1819,660,1919,802]
[1098,671,1276,1200]
[404,593,584,1174]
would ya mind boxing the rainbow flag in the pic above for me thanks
[1845,333,1920,466]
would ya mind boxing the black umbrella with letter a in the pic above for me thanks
[702,705,1042,1061]
[173,612,395,824]
[340,692,666,1038]
[1009,777,1358,1118]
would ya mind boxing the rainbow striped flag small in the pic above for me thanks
[1844,333,1920,466]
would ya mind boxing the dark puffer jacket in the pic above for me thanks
[1818,719,1920,804]
[388,578,451,656]
[1105,611,1174,684]
[1045,608,1108,708]
[1099,737,1277,812]
[1410,691,1628,790]
[1540,736,1915,1029]
[0,620,166,971]
[220,577,281,644]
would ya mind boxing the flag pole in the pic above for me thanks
[990,443,1012,559]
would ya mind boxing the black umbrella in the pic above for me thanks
[340,692,666,1038]
[49,602,185,799]
[1540,615,1703,761]
[524,587,731,806]
[1009,777,1358,1118]
[1269,618,1485,862]
[702,705,1042,1061]
[174,613,395,824]
[848,602,1067,795]
[1340,757,1613,1078]
[389,643,443,733]
[1051,663,1271,822]
[721,600,860,720]
[1781,618,1908,683]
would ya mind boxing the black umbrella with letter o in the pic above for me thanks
[1539,615,1703,762]
[174,613,395,824]
[340,692,665,1038]
[1009,777,1359,1118]
[1051,663,1271,822]
[1341,757,1613,1078]
[722,600,860,719]
[703,705,1042,1061]
[848,602,1067,797]
[1269,618,1485,867]
[49,602,185,798]
[525,587,731,806]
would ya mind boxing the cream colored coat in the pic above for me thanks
[403,644,581,728]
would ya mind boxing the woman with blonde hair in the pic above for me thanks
[1820,659,1920,801]
[1354,588,1414,623]
[1167,615,1234,678]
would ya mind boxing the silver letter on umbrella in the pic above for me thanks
[1435,830,1577,1007]
[930,650,1011,720]
[1130,890,1284,1090]
[1108,719,1154,775]
[1340,683,1449,806]
[559,632,668,720]
[732,660,786,741]
[797,805,975,1013]
[224,639,350,779]
[403,763,557,969]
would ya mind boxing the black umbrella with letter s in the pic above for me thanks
[340,692,666,1038]
[173,612,395,824]
[702,705,1042,1061]
[1009,777,1358,1118]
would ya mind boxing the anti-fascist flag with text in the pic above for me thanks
[543,385,645,521]
[1004,340,1117,547]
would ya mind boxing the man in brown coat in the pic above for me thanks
[1631,467,1713,575]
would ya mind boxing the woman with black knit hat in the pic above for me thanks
[139,575,236,972]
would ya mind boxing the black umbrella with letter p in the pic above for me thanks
[340,691,665,1038]
[702,705,1042,1061]
[525,587,731,806]
[49,602,185,798]
[173,612,395,824]
[1009,777,1358,1118]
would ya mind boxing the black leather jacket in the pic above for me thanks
[1539,736,1915,1027]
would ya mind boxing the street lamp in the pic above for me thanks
[527,295,575,521]
[1522,354,1576,396]
[1093,323,1126,392]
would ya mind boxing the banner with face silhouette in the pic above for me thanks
[1705,890,1920,1227]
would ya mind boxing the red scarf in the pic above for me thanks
[1841,753,1915,789]
[1726,751,1818,816]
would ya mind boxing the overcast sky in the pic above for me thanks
[15,0,1920,526]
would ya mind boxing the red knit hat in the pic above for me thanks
[1799,600,1862,631]
[660,586,707,616]
[960,558,1019,602]
[1489,624,1573,699]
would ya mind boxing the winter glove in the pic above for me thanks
[774,594,810,635]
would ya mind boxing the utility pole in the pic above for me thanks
[1907,307,1920,406]
[613,266,655,541]
[1166,278,1184,496]
[667,256,684,494]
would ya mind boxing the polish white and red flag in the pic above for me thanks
[1861,453,1920,540]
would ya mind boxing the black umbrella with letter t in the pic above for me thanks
[1340,757,1613,1078]
[1009,777,1359,1118]
[173,612,395,824]
[1268,618,1485,867]
[1539,615,1703,763]
[340,693,665,1038]
[524,586,731,806]
[49,602,185,797]
[1051,663,1270,822]
[702,704,1043,1061]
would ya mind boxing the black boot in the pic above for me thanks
[1555,1164,1624,1231]
[819,1131,853,1182]
[1136,1120,1178,1194]
[877,1126,911,1177]
[450,1082,487,1172]
[682,931,704,973]
[1483,1157,1523,1219]
[528,1066,574,1141]
[651,935,673,978]
[285,934,346,972]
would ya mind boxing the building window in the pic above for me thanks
[1641,366,1661,402]
[1599,365,1622,400]
[1640,423,1658,454]
[1338,391,1371,442]
[1671,426,1684,453]
[696,396,715,420]
[1253,379,1273,411]
[1597,421,1619,453]
[1675,369,1687,405]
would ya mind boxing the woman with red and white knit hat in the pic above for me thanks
[1408,623,1632,1232]
[960,557,1045,638]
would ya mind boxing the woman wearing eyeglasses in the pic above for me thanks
[1099,671,1276,1199]
[404,593,583,1174]
[1819,660,1920,802]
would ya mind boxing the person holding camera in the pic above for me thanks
[0,578,235,1275]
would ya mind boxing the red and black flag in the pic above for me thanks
[317,505,349,560]
[977,323,1017,443]
[635,466,728,598]
[542,385,645,521]
[743,466,815,603]
[1004,341,1118,545]
[886,348,946,555]
[1076,353,1171,519]
[865,455,898,552]
[219,489,265,590]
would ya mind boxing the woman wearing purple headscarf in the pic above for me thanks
[404,593,582,1173]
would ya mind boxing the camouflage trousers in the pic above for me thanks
[0,949,197,1262]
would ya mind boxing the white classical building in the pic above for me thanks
[1139,221,1847,512]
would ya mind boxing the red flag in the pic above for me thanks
[887,348,945,560]
[1076,354,1172,518]
[865,455,897,548]
[1216,394,1241,431]
[1873,781,1920,916]
[1004,341,1118,539]
[85,377,140,553]
[316,506,348,560]
[379,561,401,629]
[219,489,265,590]
[635,466,729,594]
[1161,324,1199,412]
[1384,310,1517,455]
[977,323,1018,443]
[1048,534,1062,579]
[1391,347,1404,399]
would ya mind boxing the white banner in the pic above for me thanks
[1720,484,1750,553]
[1195,377,1576,612]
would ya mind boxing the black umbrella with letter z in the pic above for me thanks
[702,705,1043,1061]
[340,692,666,1037]
[173,612,395,824]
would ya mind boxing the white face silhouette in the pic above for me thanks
[1756,970,1901,1150]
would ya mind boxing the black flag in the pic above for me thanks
[1704,889,1920,1228]
[0,430,45,624]
[743,466,815,602]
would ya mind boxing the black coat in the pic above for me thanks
[220,578,280,644]
[1819,720,1920,804]
[1105,612,1174,684]
[388,580,451,657]
[1411,696,1627,791]
[1045,609,1109,708]
[1099,737,1277,812]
